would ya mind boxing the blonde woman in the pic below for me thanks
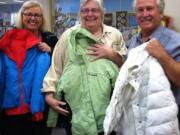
[0,1,58,135]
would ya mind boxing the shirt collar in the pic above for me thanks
[79,24,111,39]
[102,24,112,37]
[136,25,164,44]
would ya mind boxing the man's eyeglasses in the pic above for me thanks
[22,12,42,18]
[80,8,100,14]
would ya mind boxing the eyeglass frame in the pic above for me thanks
[22,12,42,18]
[80,8,100,14]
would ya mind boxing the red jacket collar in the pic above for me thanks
[0,28,41,69]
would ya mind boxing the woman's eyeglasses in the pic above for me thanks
[22,12,42,18]
[80,8,100,14]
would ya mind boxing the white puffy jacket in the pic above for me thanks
[104,42,180,135]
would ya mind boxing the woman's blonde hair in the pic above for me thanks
[15,0,48,32]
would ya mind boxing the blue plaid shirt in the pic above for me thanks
[127,25,180,104]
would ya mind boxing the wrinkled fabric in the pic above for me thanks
[0,29,50,118]
[43,24,127,94]
[47,28,119,135]
[128,25,180,105]
[104,42,179,135]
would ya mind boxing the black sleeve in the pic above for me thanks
[41,31,58,54]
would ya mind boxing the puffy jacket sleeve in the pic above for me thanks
[30,52,51,115]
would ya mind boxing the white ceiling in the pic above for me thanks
[0,0,27,5]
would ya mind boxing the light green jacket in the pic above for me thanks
[47,28,119,135]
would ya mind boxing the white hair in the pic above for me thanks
[80,0,104,9]
[80,0,105,21]
[133,0,165,13]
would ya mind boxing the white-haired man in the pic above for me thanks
[129,0,180,129]
[104,0,180,135]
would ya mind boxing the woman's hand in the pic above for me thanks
[87,44,115,60]
[38,42,52,53]
[45,92,69,116]
[87,44,123,67]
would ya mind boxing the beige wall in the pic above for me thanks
[164,0,180,32]
[37,0,51,31]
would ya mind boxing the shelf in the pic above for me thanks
[0,25,14,38]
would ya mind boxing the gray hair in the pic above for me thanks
[15,0,48,32]
[80,0,105,20]
[133,0,165,13]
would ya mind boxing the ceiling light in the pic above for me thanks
[13,0,24,3]
[0,2,6,4]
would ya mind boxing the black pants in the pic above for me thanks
[178,105,180,129]
[2,113,51,135]
[98,131,116,135]
[0,111,5,135]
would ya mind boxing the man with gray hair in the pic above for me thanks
[103,0,180,135]
[129,0,180,128]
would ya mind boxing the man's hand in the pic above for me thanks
[146,38,167,60]
[146,38,180,87]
